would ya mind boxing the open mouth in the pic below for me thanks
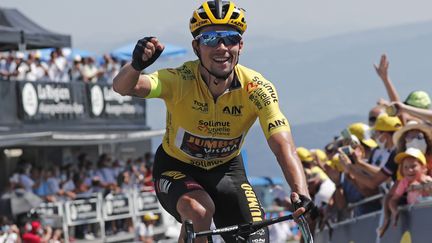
[212,56,231,64]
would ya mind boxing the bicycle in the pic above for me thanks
[183,213,313,243]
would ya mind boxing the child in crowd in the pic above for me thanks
[389,148,432,226]
[136,212,159,243]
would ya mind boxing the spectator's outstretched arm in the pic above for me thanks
[338,152,379,196]
[333,184,347,210]
[353,158,381,175]
[388,193,401,226]
[325,166,347,209]
[374,54,401,102]
[338,151,388,190]
[393,101,432,123]
[346,165,388,190]
[350,146,381,175]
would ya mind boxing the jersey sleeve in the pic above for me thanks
[246,76,291,139]
[144,68,180,101]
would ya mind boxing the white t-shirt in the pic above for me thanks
[0,232,19,243]
[135,223,154,241]
[314,178,336,207]
[269,222,292,243]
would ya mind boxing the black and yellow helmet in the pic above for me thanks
[190,0,247,37]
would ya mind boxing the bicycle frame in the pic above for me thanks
[183,214,314,243]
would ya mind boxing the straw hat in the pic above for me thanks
[392,121,432,146]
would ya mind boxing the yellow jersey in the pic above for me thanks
[145,60,290,170]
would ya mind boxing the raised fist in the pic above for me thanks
[131,37,164,71]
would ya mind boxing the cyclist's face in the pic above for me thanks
[193,26,243,78]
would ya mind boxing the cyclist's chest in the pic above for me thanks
[168,87,256,137]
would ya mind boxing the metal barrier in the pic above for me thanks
[35,189,166,243]
[347,193,384,209]
[315,196,432,243]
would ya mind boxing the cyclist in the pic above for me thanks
[113,1,313,242]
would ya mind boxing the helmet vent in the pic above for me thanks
[221,5,230,18]
[231,12,239,19]
[199,12,209,20]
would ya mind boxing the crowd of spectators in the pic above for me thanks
[1,50,432,242]
[8,152,154,203]
[290,54,432,239]
[0,48,125,84]
[1,152,155,242]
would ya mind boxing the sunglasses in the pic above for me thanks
[405,132,425,141]
[368,116,377,124]
[195,31,242,47]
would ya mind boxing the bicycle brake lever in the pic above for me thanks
[293,197,314,243]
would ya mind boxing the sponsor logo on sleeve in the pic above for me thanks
[246,81,259,94]
[247,77,278,110]
[268,118,288,132]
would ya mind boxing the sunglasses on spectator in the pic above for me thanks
[405,133,425,141]
[195,31,242,47]
[368,116,377,124]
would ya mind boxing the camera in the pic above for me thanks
[341,129,351,141]
[385,104,398,116]
[340,145,356,164]
[340,145,353,155]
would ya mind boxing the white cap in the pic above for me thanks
[15,52,25,59]
[74,55,82,62]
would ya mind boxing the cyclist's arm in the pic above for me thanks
[113,62,152,98]
[268,131,309,197]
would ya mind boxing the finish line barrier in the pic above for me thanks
[34,190,165,243]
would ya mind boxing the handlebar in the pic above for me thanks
[184,213,313,243]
